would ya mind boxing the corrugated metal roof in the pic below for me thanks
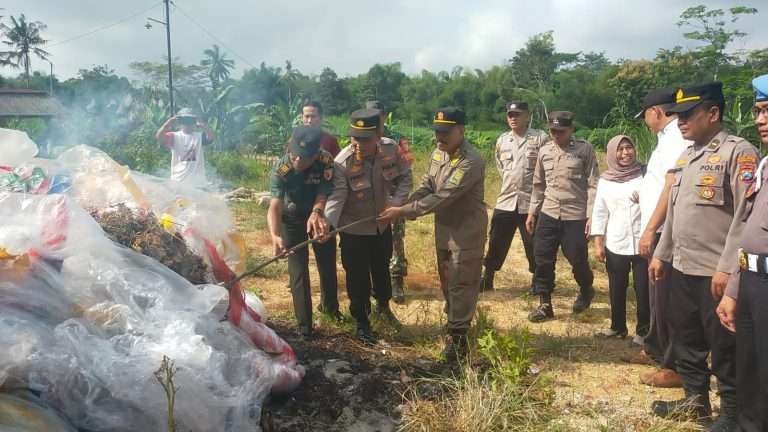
[0,88,64,117]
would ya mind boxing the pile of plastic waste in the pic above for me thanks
[0,128,303,431]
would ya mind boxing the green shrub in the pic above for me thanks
[208,151,277,189]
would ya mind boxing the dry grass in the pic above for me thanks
[401,366,554,432]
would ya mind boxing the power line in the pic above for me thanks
[47,1,163,48]
[172,3,257,69]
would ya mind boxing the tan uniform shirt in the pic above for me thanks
[654,130,759,277]
[325,137,413,236]
[494,128,548,213]
[402,140,488,252]
[529,138,599,220]
[725,156,767,298]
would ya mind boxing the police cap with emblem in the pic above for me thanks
[754,74,768,102]
[666,81,725,114]
[348,108,381,138]
[289,125,323,158]
[634,88,675,119]
[506,101,529,113]
[432,107,467,132]
[548,111,575,130]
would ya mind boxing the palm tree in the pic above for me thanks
[280,60,300,107]
[0,14,50,86]
[200,44,234,92]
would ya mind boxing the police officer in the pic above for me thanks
[325,109,412,344]
[480,101,548,292]
[267,126,340,339]
[716,74,768,432]
[378,107,487,361]
[365,100,414,304]
[649,82,758,429]
[525,111,599,323]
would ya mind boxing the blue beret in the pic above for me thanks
[754,74,768,102]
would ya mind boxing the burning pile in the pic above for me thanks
[91,204,210,284]
[0,129,304,431]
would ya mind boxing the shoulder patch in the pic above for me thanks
[675,158,688,168]
[738,154,757,183]
[277,163,292,177]
[319,151,333,165]
[432,151,443,162]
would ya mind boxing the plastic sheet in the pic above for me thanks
[0,128,38,167]
[56,145,245,274]
[0,193,303,431]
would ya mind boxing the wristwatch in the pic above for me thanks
[312,207,324,216]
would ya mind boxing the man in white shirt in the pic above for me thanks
[155,108,215,188]
[631,88,691,388]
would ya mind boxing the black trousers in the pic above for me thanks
[484,208,535,275]
[605,249,650,335]
[282,215,339,330]
[339,227,393,329]
[668,268,736,397]
[533,212,593,296]
[736,270,768,432]
[644,234,677,369]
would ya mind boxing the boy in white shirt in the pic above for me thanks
[155,108,215,188]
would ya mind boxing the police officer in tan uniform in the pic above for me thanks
[378,107,487,361]
[326,109,412,344]
[716,74,768,432]
[480,101,548,292]
[649,82,758,430]
[525,111,599,323]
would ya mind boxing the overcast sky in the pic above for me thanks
[2,0,766,81]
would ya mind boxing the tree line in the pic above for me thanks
[0,5,766,168]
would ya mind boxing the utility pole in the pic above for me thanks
[164,0,174,115]
[147,0,175,115]
[45,60,53,95]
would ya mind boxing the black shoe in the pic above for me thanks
[572,286,595,314]
[375,305,403,330]
[392,277,406,304]
[651,394,711,421]
[595,328,628,339]
[356,327,378,345]
[441,334,469,363]
[480,269,495,292]
[528,303,555,323]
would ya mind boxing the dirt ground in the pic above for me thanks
[234,204,703,432]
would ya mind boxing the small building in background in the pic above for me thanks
[0,88,65,155]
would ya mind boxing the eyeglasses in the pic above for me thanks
[753,106,768,119]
